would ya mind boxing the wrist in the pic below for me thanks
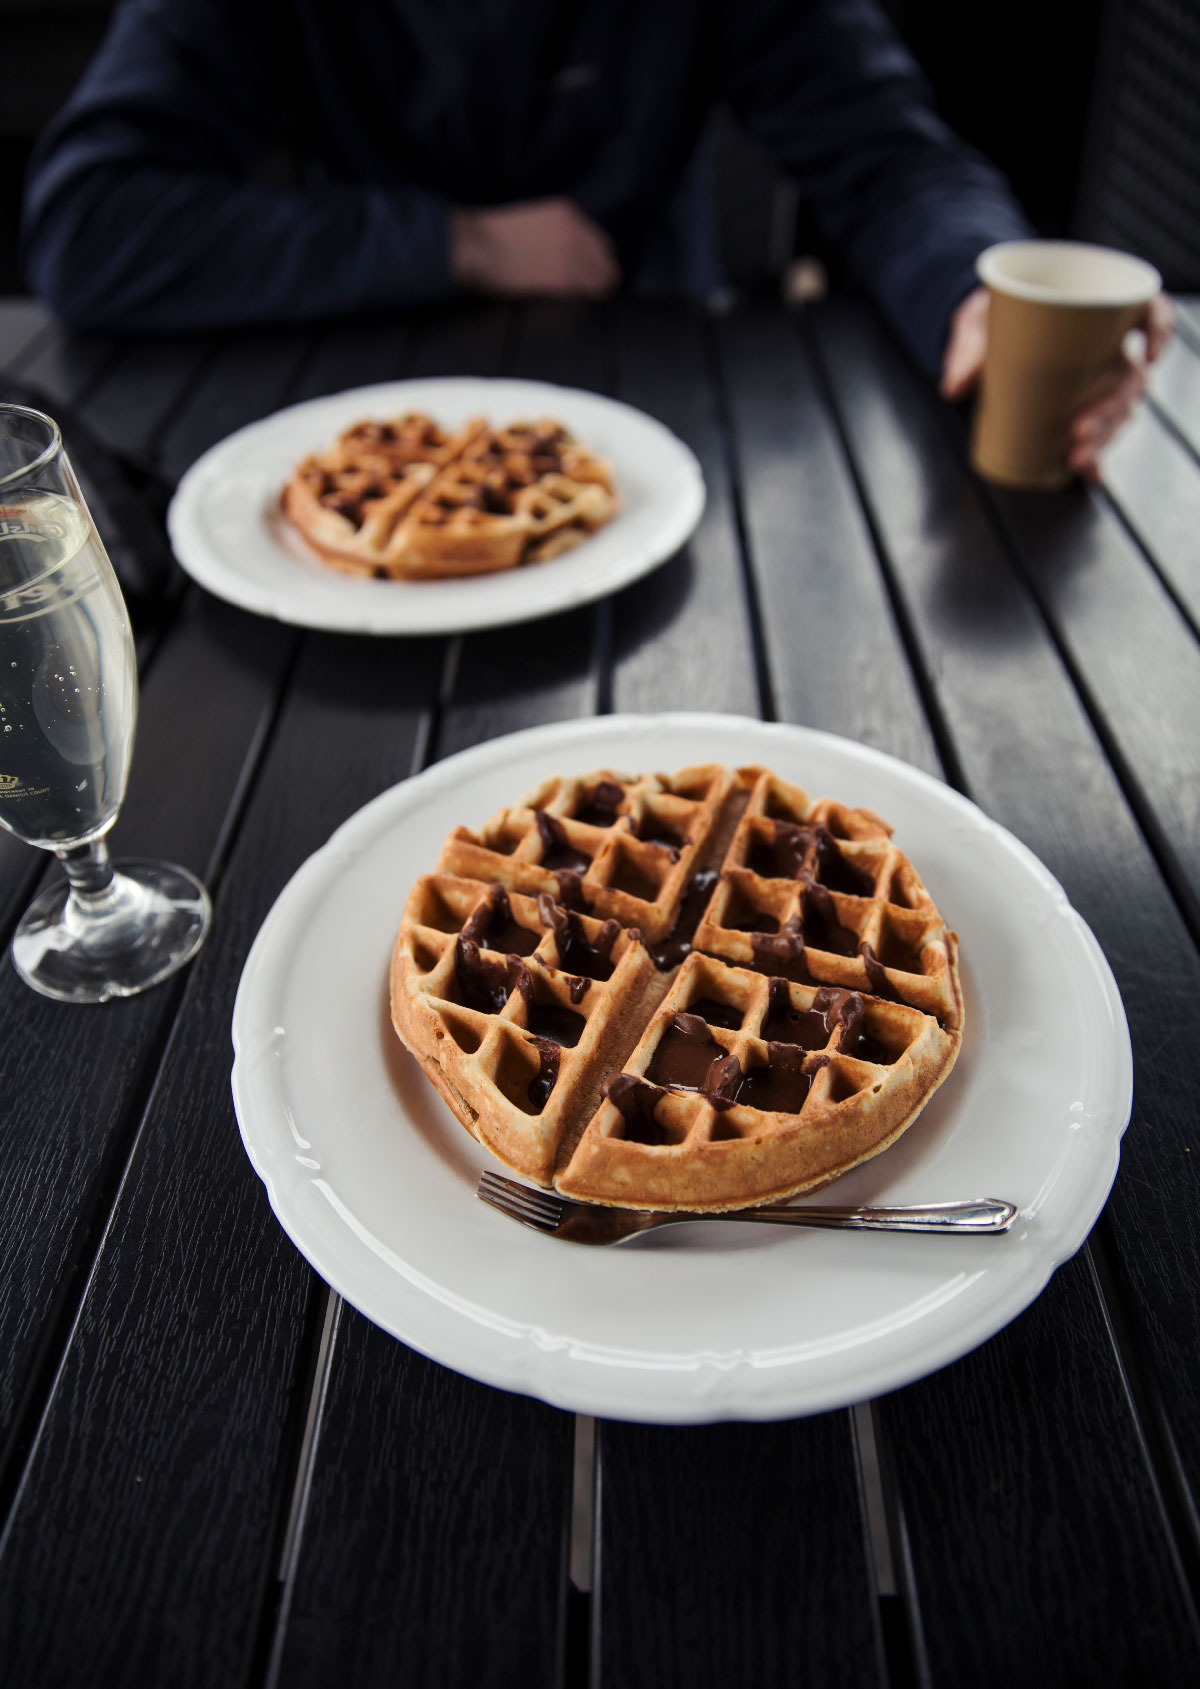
[450,209,490,292]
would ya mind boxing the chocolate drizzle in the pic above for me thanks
[800,881,859,956]
[750,916,814,984]
[747,820,874,897]
[604,1072,671,1145]
[636,814,684,859]
[461,885,539,957]
[550,868,589,911]
[535,810,592,875]
[527,1037,560,1111]
[812,826,875,896]
[525,1001,587,1048]
[537,894,619,980]
[645,1012,725,1092]
[859,941,901,1002]
[689,996,743,1031]
[649,867,718,970]
[762,979,889,1063]
[762,976,836,1047]
[573,780,625,828]
[454,939,527,1013]
[732,1043,812,1113]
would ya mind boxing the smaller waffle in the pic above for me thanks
[281,412,617,580]
[391,763,964,1211]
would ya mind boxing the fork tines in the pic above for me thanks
[477,1169,565,1232]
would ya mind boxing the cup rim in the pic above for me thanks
[976,239,1162,308]
[0,402,63,492]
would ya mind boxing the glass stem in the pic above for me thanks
[57,837,118,909]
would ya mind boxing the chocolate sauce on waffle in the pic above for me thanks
[859,941,901,1002]
[750,917,815,984]
[747,821,874,899]
[762,977,836,1047]
[454,938,524,1013]
[812,826,875,896]
[527,1037,560,1110]
[649,867,719,970]
[800,882,859,956]
[646,1012,724,1091]
[461,886,539,957]
[761,978,888,1063]
[537,894,618,980]
[535,811,592,875]
[573,781,625,828]
[525,1002,587,1047]
[689,997,743,1030]
[605,1073,670,1144]
[747,822,810,879]
[550,869,589,911]
[731,1044,812,1112]
[636,816,685,858]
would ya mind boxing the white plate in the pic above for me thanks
[167,378,704,635]
[231,714,1132,1423]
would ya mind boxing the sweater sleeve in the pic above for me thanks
[716,0,1033,376]
[20,0,451,332]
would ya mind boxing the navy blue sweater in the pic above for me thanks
[21,0,1031,375]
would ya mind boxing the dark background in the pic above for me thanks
[1,0,1197,299]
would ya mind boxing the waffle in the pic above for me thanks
[390,764,963,1210]
[281,413,617,579]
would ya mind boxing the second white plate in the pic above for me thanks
[167,378,705,635]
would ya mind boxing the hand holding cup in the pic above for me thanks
[941,241,1167,489]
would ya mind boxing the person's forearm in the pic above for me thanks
[807,139,1032,376]
[720,0,1033,376]
[22,166,452,333]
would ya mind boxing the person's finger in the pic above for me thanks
[939,287,989,399]
[1071,356,1146,445]
[1142,292,1173,364]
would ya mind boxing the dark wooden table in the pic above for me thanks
[2,288,1200,1689]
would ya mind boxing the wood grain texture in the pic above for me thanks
[272,1308,574,1689]
[436,301,598,759]
[0,562,293,1481]
[881,1252,1200,1685]
[156,323,316,484]
[595,1414,883,1689]
[719,303,940,769]
[608,302,760,720]
[985,477,1200,931]
[68,331,215,470]
[812,297,1200,1670]
[1102,404,1200,632]
[254,306,578,1689]
[1148,329,1200,460]
[0,610,444,1687]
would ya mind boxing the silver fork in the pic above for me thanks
[477,1170,1017,1244]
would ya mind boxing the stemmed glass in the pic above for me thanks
[0,403,210,1002]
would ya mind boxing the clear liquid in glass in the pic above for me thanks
[0,492,136,848]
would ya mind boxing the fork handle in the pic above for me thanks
[700,1199,1017,1234]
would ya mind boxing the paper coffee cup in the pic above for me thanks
[969,240,1161,490]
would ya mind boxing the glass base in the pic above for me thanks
[11,858,212,1004]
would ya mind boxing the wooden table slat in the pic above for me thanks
[811,296,1200,1628]
[596,1416,885,1689]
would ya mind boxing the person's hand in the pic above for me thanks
[939,285,1174,481]
[451,198,621,299]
